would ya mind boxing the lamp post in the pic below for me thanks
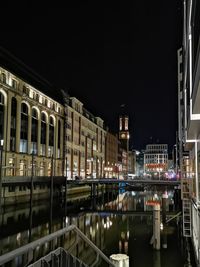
[0,139,4,207]
[157,168,160,180]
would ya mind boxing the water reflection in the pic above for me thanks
[0,189,187,266]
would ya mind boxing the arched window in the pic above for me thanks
[10,97,17,152]
[31,108,38,154]
[20,103,28,153]
[48,116,54,157]
[40,112,47,156]
[0,92,5,141]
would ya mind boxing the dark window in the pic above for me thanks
[8,186,15,192]
[12,79,17,89]
[20,103,28,153]
[2,73,6,83]
[49,117,54,146]
[58,120,61,149]
[23,85,28,94]
[31,108,38,154]
[41,113,46,145]
[10,98,17,152]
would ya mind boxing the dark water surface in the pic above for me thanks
[0,188,195,266]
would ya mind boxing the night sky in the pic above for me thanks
[1,2,182,151]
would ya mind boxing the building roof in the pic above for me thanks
[0,46,65,104]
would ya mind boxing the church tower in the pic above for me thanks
[119,115,130,151]
[119,112,130,178]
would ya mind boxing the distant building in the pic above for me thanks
[144,144,168,178]
[104,131,118,178]
[64,96,106,179]
[134,150,144,177]
[128,150,135,175]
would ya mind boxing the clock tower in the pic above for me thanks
[119,115,130,151]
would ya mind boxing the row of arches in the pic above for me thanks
[0,90,63,158]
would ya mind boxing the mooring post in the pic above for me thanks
[110,254,129,267]
[162,192,168,249]
[153,204,160,250]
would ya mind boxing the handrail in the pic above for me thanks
[166,211,182,223]
[28,247,89,267]
[74,226,114,266]
[0,224,115,267]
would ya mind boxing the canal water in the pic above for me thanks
[0,187,196,266]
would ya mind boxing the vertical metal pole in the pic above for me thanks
[29,203,33,243]
[0,147,2,208]
[65,157,68,214]
[162,193,168,249]
[162,193,167,224]
[195,141,199,204]
[30,152,34,207]
[29,152,34,243]
[176,132,178,175]
[50,154,54,235]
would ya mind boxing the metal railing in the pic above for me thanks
[0,224,115,267]
[28,247,89,267]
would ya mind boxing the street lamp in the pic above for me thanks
[156,168,160,180]
[0,139,4,207]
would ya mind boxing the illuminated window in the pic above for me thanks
[19,160,26,176]
[40,113,47,156]
[119,117,122,130]
[20,103,28,153]
[125,118,128,130]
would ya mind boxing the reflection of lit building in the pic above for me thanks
[144,144,168,178]
[118,215,129,255]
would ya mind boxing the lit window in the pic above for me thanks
[119,117,122,130]
[125,118,128,130]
